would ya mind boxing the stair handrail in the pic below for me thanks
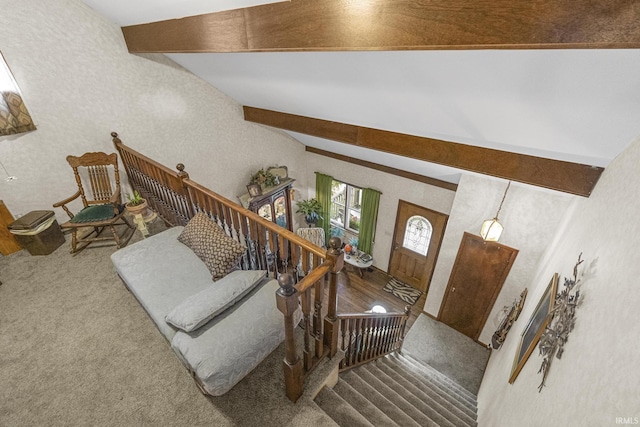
[337,306,411,370]
[112,132,342,403]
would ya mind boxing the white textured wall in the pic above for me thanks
[0,0,306,224]
[424,174,574,344]
[479,135,640,426]
[304,152,456,270]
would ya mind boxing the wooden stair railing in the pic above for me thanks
[111,132,343,402]
[112,132,193,226]
[276,237,344,402]
[338,306,411,371]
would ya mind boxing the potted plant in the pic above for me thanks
[347,237,359,255]
[296,198,323,227]
[125,190,150,218]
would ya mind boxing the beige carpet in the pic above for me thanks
[402,313,490,395]
[0,231,336,427]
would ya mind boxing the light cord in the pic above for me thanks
[494,181,511,219]
[0,159,17,181]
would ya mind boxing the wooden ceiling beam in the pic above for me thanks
[305,146,459,192]
[243,106,604,197]
[122,0,640,53]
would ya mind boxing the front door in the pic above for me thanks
[388,200,448,293]
[438,232,518,340]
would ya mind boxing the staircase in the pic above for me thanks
[315,352,478,427]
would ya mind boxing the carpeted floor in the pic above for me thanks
[402,313,491,394]
[0,231,336,427]
[1,226,492,425]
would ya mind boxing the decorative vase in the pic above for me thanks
[305,213,318,227]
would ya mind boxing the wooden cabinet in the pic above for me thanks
[0,200,21,255]
[245,179,295,232]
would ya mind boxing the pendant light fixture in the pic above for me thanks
[480,181,511,242]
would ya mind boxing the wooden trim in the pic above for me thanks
[121,0,640,53]
[306,147,458,192]
[421,311,438,321]
[245,106,604,197]
[245,107,358,144]
[0,201,21,255]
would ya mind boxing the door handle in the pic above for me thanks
[451,287,456,293]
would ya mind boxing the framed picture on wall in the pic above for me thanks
[509,273,559,384]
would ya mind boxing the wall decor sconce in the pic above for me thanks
[480,181,511,242]
[0,51,36,137]
[491,288,528,349]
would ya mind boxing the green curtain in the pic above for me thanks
[358,187,381,254]
[315,172,333,246]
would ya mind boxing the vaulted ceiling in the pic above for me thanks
[82,0,640,196]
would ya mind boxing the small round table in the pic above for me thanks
[344,253,373,277]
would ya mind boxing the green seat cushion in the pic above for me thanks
[70,204,119,223]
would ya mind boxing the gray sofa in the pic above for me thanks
[111,226,291,396]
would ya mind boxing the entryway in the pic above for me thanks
[388,200,448,294]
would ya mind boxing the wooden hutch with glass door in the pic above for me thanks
[245,178,295,232]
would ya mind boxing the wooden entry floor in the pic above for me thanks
[331,266,427,332]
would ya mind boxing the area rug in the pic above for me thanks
[383,277,423,305]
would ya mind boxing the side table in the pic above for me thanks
[344,252,373,277]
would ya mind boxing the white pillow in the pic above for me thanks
[165,270,267,332]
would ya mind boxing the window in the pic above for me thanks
[330,179,361,240]
[402,215,432,256]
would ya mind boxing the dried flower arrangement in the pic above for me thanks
[250,168,278,188]
[537,253,585,392]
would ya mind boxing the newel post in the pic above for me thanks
[399,305,411,353]
[276,273,303,402]
[176,163,195,221]
[111,131,132,187]
[324,237,343,358]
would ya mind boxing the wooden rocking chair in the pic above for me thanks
[53,152,134,254]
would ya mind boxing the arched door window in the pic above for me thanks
[402,215,432,256]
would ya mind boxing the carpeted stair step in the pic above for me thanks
[386,353,477,409]
[401,353,479,402]
[315,352,480,427]
[374,358,476,423]
[358,363,460,427]
[379,355,477,417]
[315,385,375,427]
[333,379,400,427]
[341,369,423,427]
[368,361,477,427]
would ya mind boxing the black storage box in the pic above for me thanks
[8,210,65,255]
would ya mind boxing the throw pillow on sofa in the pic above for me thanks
[178,212,246,280]
[165,269,267,332]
